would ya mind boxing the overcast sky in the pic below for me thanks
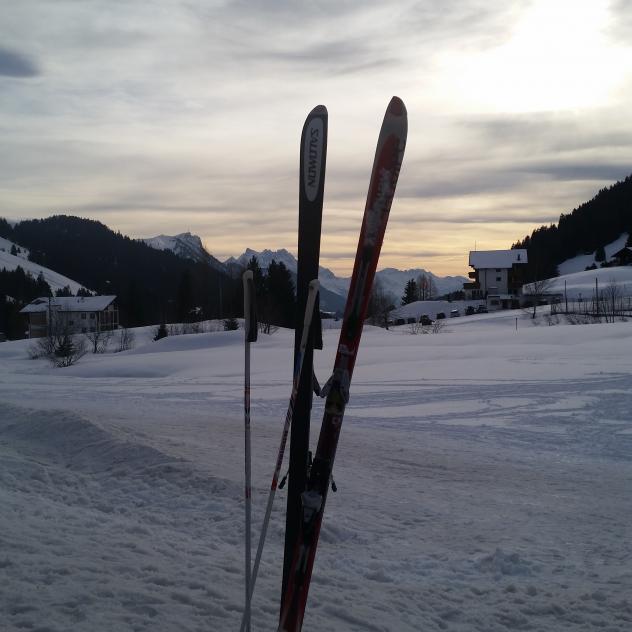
[1,0,631,276]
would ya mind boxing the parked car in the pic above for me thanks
[465,306,476,316]
[450,309,460,317]
[476,304,488,313]
[419,315,433,325]
[436,312,446,319]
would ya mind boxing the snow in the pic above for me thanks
[392,299,485,321]
[1,313,631,631]
[142,232,225,270]
[0,238,88,294]
[557,233,629,275]
[0,236,30,260]
[20,295,116,313]
[523,265,632,300]
[469,249,527,269]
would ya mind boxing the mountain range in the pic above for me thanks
[163,244,467,312]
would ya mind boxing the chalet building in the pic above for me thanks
[464,250,528,310]
[20,295,118,338]
[612,246,632,266]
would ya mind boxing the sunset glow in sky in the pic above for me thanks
[2,0,631,275]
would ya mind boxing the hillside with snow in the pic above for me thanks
[0,236,88,294]
[1,313,630,630]
[525,264,632,300]
[557,232,629,275]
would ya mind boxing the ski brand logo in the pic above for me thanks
[303,118,323,202]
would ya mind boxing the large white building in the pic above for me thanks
[20,295,118,338]
[464,250,528,310]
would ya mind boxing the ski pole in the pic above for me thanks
[242,270,258,632]
[239,279,319,632]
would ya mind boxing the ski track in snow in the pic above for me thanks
[0,319,631,631]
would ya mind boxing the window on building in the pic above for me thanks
[496,268,501,272]
[81,313,87,319]
[90,313,95,319]
[496,276,501,282]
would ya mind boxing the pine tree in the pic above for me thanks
[246,256,265,299]
[266,260,296,328]
[595,245,606,262]
[401,278,418,305]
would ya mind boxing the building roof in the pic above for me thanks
[469,249,528,269]
[20,295,116,314]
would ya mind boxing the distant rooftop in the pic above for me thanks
[469,249,528,269]
[20,295,116,314]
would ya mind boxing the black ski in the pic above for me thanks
[281,105,328,608]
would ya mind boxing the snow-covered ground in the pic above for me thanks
[392,299,485,321]
[1,313,631,631]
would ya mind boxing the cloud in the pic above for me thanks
[0,47,39,77]
[608,0,632,45]
[461,113,632,153]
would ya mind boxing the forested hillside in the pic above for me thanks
[1,215,240,327]
[513,175,632,280]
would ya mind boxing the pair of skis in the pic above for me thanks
[243,97,407,632]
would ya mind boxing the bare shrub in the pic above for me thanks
[116,327,135,352]
[86,329,112,354]
[28,319,87,367]
[432,320,446,334]
[182,321,201,334]
[259,322,278,335]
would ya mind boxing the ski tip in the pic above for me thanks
[307,104,328,118]
[387,96,406,117]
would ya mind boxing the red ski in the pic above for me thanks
[278,96,408,632]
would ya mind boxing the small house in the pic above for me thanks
[20,295,118,338]
[612,247,632,266]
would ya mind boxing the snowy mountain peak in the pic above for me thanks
[142,232,224,271]
[225,248,298,272]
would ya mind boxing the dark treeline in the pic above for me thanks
[513,174,632,281]
[0,215,300,339]
[0,267,52,338]
[246,255,295,329]
[1,215,242,331]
